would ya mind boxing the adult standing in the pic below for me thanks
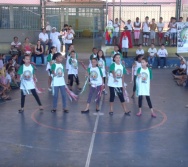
[39,28,51,54]
[50,27,61,53]
[64,28,74,57]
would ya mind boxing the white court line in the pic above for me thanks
[85,93,104,167]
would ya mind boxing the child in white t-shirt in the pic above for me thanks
[142,16,150,46]
[136,58,156,118]
[89,47,98,68]
[46,46,56,91]
[121,33,129,58]
[113,18,120,45]
[136,44,144,56]
[68,50,81,91]
[51,53,68,113]
[81,58,103,113]
[147,43,157,67]
[17,55,43,113]
[157,17,165,45]
[157,44,168,68]
[172,59,186,77]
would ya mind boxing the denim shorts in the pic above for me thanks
[170,32,177,39]
[122,48,128,52]
[113,32,119,37]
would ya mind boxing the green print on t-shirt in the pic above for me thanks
[141,72,148,83]
[90,70,98,81]
[115,69,122,79]
[98,60,104,68]
[23,70,32,81]
[56,67,63,77]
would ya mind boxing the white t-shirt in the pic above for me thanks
[148,48,157,57]
[65,33,73,44]
[157,22,164,32]
[136,49,144,55]
[113,23,120,32]
[157,49,168,57]
[98,58,106,77]
[134,61,142,76]
[50,32,61,45]
[39,32,49,42]
[122,37,129,48]
[46,53,53,71]
[170,22,177,33]
[134,22,141,31]
[180,64,186,70]
[11,41,21,48]
[108,63,126,88]
[143,22,150,32]
[18,64,35,90]
[46,25,52,32]
[51,63,65,87]
[6,73,11,83]
[137,67,151,96]
[88,67,103,87]
[68,58,78,75]
[126,23,133,31]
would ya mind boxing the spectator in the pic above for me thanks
[121,27,129,58]
[60,24,68,53]
[64,28,74,56]
[179,17,183,22]
[113,18,120,45]
[173,58,186,77]
[142,16,150,46]
[149,18,157,44]
[136,44,144,56]
[69,25,75,36]
[133,17,141,46]
[34,40,44,65]
[148,43,157,68]
[39,28,51,54]
[50,27,61,53]
[157,17,165,45]
[10,36,22,56]
[157,44,168,68]
[6,58,13,71]
[45,21,52,37]
[22,37,33,56]
[170,17,177,46]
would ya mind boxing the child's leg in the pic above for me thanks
[60,85,67,110]
[125,52,128,58]
[138,95,143,113]
[152,57,155,66]
[86,86,95,105]
[132,76,137,97]
[69,74,74,89]
[109,87,115,112]
[74,75,79,86]
[48,76,52,89]
[30,89,42,108]
[96,86,102,109]
[53,86,59,109]
[146,96,155,116]
[21,90,26,109]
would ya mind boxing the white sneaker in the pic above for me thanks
[185,105,188,108]
[146,43,148,46]
[143,43,145,46]
[158,66,160,69]
[163,66,167,68]
[48,88,52,91]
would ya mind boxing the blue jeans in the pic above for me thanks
[53,86,66,109]
[148,56,155,66]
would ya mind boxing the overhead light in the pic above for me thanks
[50,0,62,2]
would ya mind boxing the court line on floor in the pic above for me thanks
[85,94,104,167]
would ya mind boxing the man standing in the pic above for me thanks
[50,27,61,53]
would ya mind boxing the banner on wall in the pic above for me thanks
[177,22,188,53]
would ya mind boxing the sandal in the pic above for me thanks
[18,109,24,113]
[51,109,56,113]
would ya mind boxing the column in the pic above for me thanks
[9,5,14,28]
[60,7,64,29]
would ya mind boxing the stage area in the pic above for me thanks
[0,61,188,167]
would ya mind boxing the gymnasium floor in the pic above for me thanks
[0,62,188,167]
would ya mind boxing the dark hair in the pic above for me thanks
[13,36,18,40]
[92,47,97,51]
[161,44,165,46]
[70,50,75,54]
[8,68,14,74]
[49,46,56,54]
[42,28,46,31]
[135,54,143,61]
[160,17,163,19]
[64,24,68,27]
[138,44,142,47]
[152,18,155,21]
[141,57,148,62]
[97,50,106,62]
[8,58,12,62]
[25,37,29,40]
[145,16,149,19]
[151,43,155,45]
[53,52,62,60]
[113,53,121,62]
[23,54,30,59]
[68,44,74,50]
[11,54,17,58]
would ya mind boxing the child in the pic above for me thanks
[81,58,103,113]
[170,17,177,46]
[149,18,157,44]
[142,16,150,46]
[46,46,56,91]
[97,50,107,94]
[164,29,170,46]
[68,50,81,91]
[17,54,43,113]
[51,52,68,113]
[148,43,157,67]
[136,58,156,118]
[110,45,123,64]
[172,59,186,77]
[134,17,141,46]
[113,18,120,45]
[121,31,129,58]
[89,47,98,68]
[107,53,131,115]
[157,44,168,68]
[157,17,164,45]
[131,54,143,98]
[136,44,144,56]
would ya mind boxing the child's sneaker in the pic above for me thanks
[48,88,52,91]
[158,66,160,69]
[163,66,167,68]
[145,43,148,46]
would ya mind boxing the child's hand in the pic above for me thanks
[137,74,141,78]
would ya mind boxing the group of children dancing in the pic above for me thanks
[17,45,156,118]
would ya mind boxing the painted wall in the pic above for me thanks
[0,0,40,5]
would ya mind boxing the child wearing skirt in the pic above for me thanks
[81,58,103,113]
[107,53,131,115]
[136,58,156,118]
[17,54,43,113]
[51,52,68,113]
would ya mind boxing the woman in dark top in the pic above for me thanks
[34,40,44,65]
